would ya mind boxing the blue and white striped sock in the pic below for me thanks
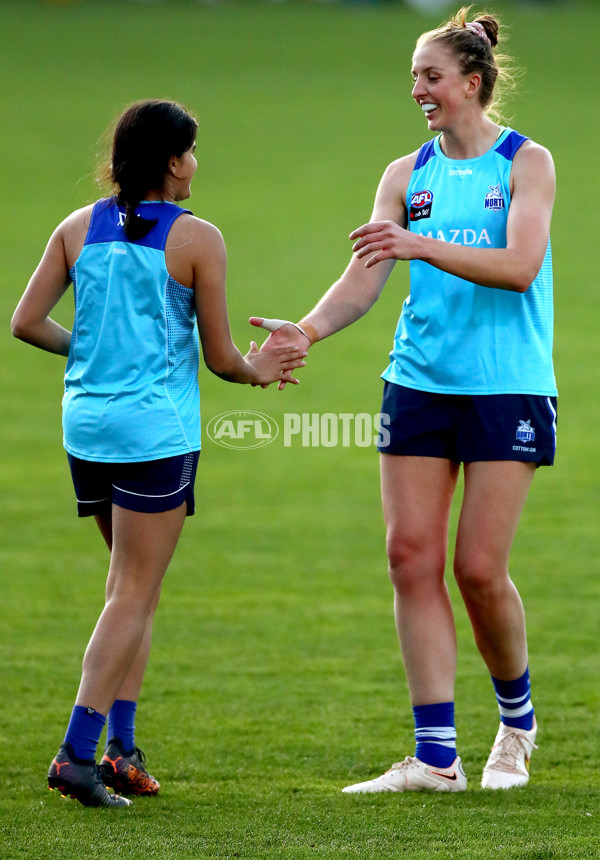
[491,667,534,730]
[413,701,457,768]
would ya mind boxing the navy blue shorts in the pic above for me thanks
[67,451,200,517]
[377,383,557,466]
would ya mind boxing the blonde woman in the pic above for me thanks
[252,8,556,792]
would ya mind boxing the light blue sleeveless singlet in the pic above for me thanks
[382,129,557,396]
[63,197,201,462]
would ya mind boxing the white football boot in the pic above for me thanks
[481,718,538,789]
[342,756,467,794]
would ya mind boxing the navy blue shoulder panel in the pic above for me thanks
[496,130,529,162]
[413,139,437,171]
[85,197,192,250]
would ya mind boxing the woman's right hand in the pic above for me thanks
[243,340,307,387]
[248,319,312,389]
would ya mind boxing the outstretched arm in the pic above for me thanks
[188,218,307,386]
[250,153,414,387]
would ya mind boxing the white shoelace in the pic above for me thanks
[489,731,538,773]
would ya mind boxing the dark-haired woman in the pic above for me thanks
[12,99,306,807]
[252,7,556,792]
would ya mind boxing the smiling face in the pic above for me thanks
[411,41,481,132]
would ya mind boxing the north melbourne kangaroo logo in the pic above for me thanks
[516,419,535,444]
[484,184,505,212]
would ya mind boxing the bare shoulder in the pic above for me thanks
[55,204,94,236]
[168,212,225,251]
[511,139,555,198]
[380,149,421,190]
[166,213,227,288]
[54,204,94,268]
[514,139,555,177]
[372,149,421,221]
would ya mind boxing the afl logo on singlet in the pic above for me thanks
[410,189,433,221]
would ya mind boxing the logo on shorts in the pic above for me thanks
[206,410,279,449]
[410,189,434,221]
[515,419,535,444]
[484,184,505,213]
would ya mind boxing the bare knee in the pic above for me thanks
[386,533,446,596]
[104,578,162,618]
[454,551,508,604]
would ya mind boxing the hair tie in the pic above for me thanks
[465,21,492,46]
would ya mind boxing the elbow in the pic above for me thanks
[11,310,30,341]
[501,270,534,294]
[508,255,542,293]
[512,279,531,294]
[514,266,540,293]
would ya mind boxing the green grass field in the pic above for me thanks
[1,1,599,857]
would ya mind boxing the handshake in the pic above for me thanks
[247,316,318,390]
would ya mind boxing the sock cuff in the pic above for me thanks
[413,701,455,725]
[491,667,530,695]
[72,704,106,727]
[110,699,138,715]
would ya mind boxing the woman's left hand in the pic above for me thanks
[349,220,418,268]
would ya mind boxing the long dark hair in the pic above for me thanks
[100,100,198,240]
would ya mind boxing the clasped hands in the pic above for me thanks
[248,318,311,389]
